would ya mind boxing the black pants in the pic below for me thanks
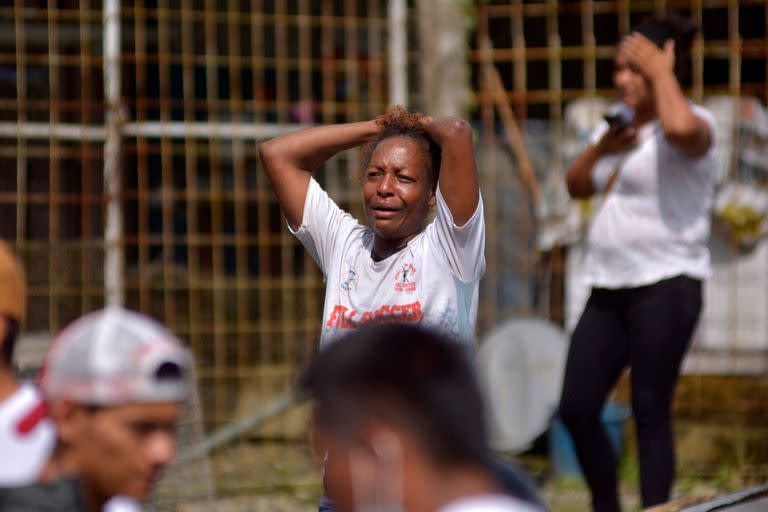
[558,275,702,512]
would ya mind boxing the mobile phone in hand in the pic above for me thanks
[603,105,634,130]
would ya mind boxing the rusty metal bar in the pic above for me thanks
[581,0,596,95]
[275,0,294,394]
[180,0,201,365]
[252,0,272,380]
[80,0,95,313]
[14,0,27,249]
[691,0,705,103]
[132,1,150,312]
[321,0,335,121]
[48,4,61,328]
[546,0,562,176]
[158,0,175,327]
[477,7,499,328]
[250,0,264,124]
[203,0,227,426]
[511,0,526,119]
[229,0,251,383]
[345,0,360,120]
[368,0,385,116]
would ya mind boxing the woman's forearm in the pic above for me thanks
[651,71,711,156]
[260,120,379,175]
[421,117,479,226]
[259,120,379,230]
[566,144,603,199]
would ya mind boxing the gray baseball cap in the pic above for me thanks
[40,307,192,405]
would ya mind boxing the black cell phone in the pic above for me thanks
[603,108,634,130]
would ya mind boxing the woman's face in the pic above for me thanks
[613,43,654,111]
[362,136,435,245]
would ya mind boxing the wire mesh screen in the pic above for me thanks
[3,0,768,507]
[3,1,392,508]
[1,3,106,330]
[115,0,391,429]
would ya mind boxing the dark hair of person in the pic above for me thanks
[298,324,490,469]
[1,317,20,367]
[360,106,442,191]
[629,13,699,82]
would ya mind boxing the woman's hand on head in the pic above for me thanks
[418,116,471,146]
[620,32,711,157]
[417,115,478,226]
[621,33,676,82]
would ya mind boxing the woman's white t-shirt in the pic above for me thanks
[291,178,485,346]
[585,104,717,289]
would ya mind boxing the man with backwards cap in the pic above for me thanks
[0,241,56,486]
[0,307,193,512]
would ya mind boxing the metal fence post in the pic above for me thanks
[388,0,407,107]
[103,0,124,307]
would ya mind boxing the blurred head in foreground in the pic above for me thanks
[36,307,192,511]
[299,324,535,512]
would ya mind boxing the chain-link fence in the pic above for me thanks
[2,0,768,509]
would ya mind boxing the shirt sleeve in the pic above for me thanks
[289,178,358,276]
[691,104,718,156]
[425,185,486,283]
[588,121,622,193]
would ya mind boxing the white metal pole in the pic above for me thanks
[0,121,309,141]
[103,0,124,306]
[388,0,407,107]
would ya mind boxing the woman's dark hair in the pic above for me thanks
[361,106,442,190]
[630,13,699,82]
[1,317,20,367]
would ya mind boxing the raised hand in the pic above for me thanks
[621,33,675,82]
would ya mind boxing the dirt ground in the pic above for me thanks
[158,440,755,512]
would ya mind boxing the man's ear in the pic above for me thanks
[48,400,87,444]
[357,420,404,462]
[369,428,403,465]
[428,190,437,208]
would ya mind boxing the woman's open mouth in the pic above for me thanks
[372,205,400,219]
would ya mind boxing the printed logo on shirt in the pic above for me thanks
[340,269,358,293]
[325,301,423,329]
[394,263,417,292]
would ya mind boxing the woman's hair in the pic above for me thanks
[361,106,442,190]
[630,13,699,82]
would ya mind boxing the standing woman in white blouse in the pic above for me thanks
[558,14,716,512]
